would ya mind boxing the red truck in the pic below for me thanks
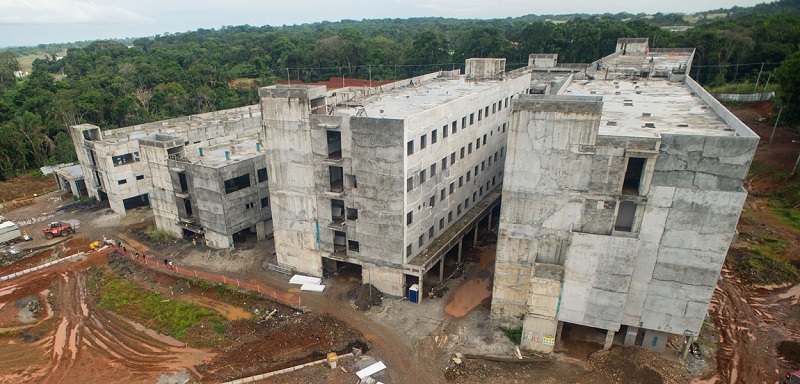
[784,370,800,384]
[42,220,79,239]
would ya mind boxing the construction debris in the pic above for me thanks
[356,361,387,379]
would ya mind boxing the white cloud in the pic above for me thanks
[0,0,152,24]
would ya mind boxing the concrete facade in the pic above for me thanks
[260,62,532,296]
[491,39,758,354]
[53,164,87,198]
[70,105,271,248]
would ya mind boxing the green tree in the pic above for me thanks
[774,45,800,122]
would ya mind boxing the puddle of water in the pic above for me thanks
[444,248,495,318]
[444,278,491,318]
[53,318,68,359]
[126,320,185,347]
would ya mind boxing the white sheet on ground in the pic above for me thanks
[356,361,387,379]
[300,284,325,292]
[289,275,322,285]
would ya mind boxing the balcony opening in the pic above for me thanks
[615,201,636,232]
[111,153,137,167]
[329,166,343,192]
[183,198,193,217]
[177,171,188,192]
[331,199,345,224]
[333,231,347,254]
[224,174,251,194]
[347,207,359,221]
[622,157,646,195]
[326,130,342,160]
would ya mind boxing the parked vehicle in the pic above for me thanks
[42,221,74,239]
[784,370,800,384]
[0,220,22,245]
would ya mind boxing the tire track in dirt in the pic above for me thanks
[709,266,800,384]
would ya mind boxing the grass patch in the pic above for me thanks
[730,249,800,286]
[706,82,778,95]
[773,204,800,232]
[500,327,522,344]
[87,269,224,339]
[145,225,175,244]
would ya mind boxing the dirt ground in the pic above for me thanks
[688,102,800,384]
[0,101,798,383]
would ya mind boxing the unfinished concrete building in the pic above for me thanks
[491,39,757,354]
[260,59,532,296]
[69,106,271,248]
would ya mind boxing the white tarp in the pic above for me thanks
[300,284,325,292]
[356,361,387,379]
[289,275,322,285]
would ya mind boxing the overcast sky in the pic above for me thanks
[0,0,770,47]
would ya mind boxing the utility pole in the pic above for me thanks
[769,107,783,145]
[754,62,764,93]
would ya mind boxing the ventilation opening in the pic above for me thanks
[677,123,689,128]
[643,122,656,128]
[624,102,634,107]
[607,121,618,126]
[642,112,652,117]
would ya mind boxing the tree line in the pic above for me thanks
[0,6,799,181]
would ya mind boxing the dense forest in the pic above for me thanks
[0,1,799,181]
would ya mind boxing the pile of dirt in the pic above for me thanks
[587,347,689,384]
[198,313,365,382]
[352,284,382,310]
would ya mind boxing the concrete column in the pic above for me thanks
[457,238,463,263]
[555,321,564,346]
[487,212,492,229]
[473,224,478,245]
[680,334,694,360]
[255,221,267,241]
[418,275,424,304]
[624,326,639,346]
[603,329,615,351]
[439,259,444,281]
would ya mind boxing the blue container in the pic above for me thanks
[409,284,419,303]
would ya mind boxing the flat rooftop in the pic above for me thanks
[97,106,261,145]
[54,164,84,180]
[563,77,735,138]
[596,51,692,77]
[334,76,506,119]
[183,134,263,168]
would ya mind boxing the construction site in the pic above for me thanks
[0,38,798,384]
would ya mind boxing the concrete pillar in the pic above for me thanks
[555,321,564,345]
[255,221,267,241]
[439,259,444,281]
[487,212,492,229]
[473,224,479,245]
[680,334,695,360]
[603,329,615,351]
[624,326,639,346]
[418,275,424,304]
[457,238,463,263]
[71,180,81,198]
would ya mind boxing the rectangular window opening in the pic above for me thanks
[623,157,646,195]
[615,201,637,232]
[326,130,342,160]
[257,167,268,183]
[224,174,251,194]
[329,166,343,193]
